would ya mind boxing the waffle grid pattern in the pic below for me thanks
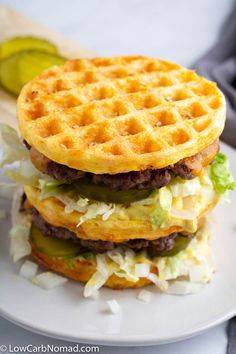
[18,56,226,173]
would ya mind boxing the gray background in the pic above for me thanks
[0,0,234,353]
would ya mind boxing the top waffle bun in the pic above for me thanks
[17,56,226,174]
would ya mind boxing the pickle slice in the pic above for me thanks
[74,179,153,204]
[30,226,82,257]
[0,36,57,59]
[18,50,66,86]
[148,236,193,258]
[0,50,66,96]
[0,54,22,95]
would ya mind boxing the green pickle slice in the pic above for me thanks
[0,54,22,95]
[148,236,192,258]
[0,36,57,59]
[74,179,153,204]
[30,226,82,257]
[0,50,66,96]
[18,50,66,86]
[30,226,192,261]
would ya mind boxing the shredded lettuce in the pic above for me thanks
[84,254,117,297]
[155,226,214,284]
[0,124,28,166]
[83,227,214,298]
[108,248,141,282]
[210,153,235,198]
[11,186,30,225]
[38,176,116,225]
[77,203,116,225]
[147,273,168,291]
[0,124,40,185]
[150,155,234,230]
[5,160,40,185]
[170,178,201,197]
[151,187,172,229]
[9,223,31,262]
[38,177,65,199]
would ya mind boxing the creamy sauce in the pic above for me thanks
[108,170,216,233]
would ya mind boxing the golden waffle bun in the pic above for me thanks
[18,56,226,174]
[25,185,218,242]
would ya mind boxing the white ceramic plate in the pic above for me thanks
[0,142,236,347]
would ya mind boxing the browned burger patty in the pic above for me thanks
[25,139,219,191]
[29,207,193,254]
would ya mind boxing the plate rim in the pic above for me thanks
[0,304,236,346]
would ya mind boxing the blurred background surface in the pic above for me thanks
[1,0,234,66]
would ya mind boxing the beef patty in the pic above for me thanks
[29,207,193,254]
[26,139,218,191]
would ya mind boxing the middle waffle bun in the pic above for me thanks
[25,185,219,242]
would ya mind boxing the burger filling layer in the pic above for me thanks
[28,206,194,256]
[27,139,219,190]
[1,126,235,234]
[36,168,217,233]
[29,222,214,297]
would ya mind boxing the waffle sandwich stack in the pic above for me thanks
[8,56,234,296]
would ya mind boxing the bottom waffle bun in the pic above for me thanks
[31,243,154,289]
[25,185,219,242]
[30,225,213,292]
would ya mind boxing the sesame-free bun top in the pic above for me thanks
[18,56,226,174]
